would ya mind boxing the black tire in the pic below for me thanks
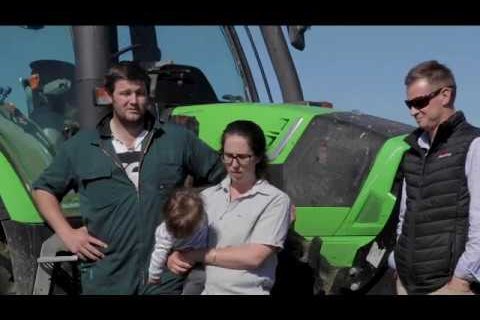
[0,241,15,294]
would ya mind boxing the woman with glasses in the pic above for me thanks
[167,120,291,294]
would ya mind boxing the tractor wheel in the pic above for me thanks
[0,240,15,294]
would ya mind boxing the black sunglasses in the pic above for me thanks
[404,87,444,110]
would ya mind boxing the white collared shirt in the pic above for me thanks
[111,129,148,189]
[200,176,291,295]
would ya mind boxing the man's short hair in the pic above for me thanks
[104,61,150,95]
[404,60,457,102]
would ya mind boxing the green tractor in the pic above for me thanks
[0,26,412,294]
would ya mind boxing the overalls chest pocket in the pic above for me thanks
[78,164,115,209]
[142,156,184,193]
[155,163,182,196]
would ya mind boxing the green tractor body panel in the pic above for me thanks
[300,135,410,267]
[0,106,80,224]
[335,135,410,236]
[172,103,335,163]
[314,236,373,267]
[0,151,42,224]
[295,207,350,236]
[0,112,51,223]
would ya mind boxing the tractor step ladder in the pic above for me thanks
[33,234,78,295]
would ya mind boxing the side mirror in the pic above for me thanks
[93,86,112,107]
[287,26,310,51]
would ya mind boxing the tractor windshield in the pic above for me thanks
[117,26,251,103]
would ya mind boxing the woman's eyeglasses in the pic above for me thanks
[221,153,253,165]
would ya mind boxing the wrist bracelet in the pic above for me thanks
[209,249,217,265]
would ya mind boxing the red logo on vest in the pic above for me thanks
[437,150,452,159]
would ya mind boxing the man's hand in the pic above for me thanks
[60,226,108,261]
[167,251,193,275]
[433,277,473,295]
[445,276,473,293]
[290,204,297,224]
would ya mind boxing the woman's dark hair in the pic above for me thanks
[220,120,268,178]
[104,61,151,95]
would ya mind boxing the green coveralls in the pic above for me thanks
[33,113,225,294]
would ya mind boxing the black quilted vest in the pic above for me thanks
[395,111,480,294]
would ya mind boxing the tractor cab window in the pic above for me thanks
[278,112,412,207]
[117,26,251,105]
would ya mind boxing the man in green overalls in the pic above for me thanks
[32,61,225,294]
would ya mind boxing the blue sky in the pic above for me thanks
[289,26,480,127]
[3,26,479,129]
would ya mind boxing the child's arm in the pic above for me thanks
[148,222,175,283]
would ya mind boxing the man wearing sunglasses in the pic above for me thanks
[390,60,480,295]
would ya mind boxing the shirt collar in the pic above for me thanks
[417,131,431,151]
[96,109,164,139]
[111,127,149,151]
[216,176,271,198]
[406,110,466,151]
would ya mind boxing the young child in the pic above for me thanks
[147,188,207,286]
